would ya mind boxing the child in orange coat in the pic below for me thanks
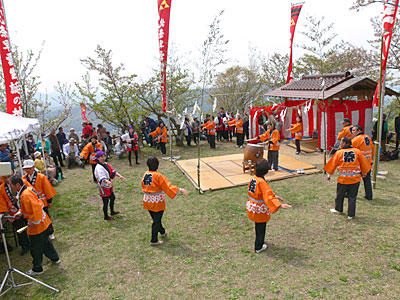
[289,115,303,155]
[247,159,291,253]
[141,157,188,246]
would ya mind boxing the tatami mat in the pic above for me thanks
[175,151,319,191]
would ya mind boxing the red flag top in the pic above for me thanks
[80,103,88,122]
[158,0,172,112]
[373,0,399,107]
[286,3,303,84]
[0,3,22,116]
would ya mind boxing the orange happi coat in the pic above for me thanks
[289,122,303,140]
[80,142,103,164]
[141,171,180,212]
[205,120,216,136]
[323,147,372,184]
[337,125,353,140]
[23,171,56,207]
[351,134,375,164]
[228,118,244,134]
[150,126,168,143]
[18,186,51,235]
[247,176,281,223]
[259,129,280,151]
[0,182,19,216]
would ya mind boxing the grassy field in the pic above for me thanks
[1,140,399,299]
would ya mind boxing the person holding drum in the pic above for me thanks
[246,159,291,253]
[289,115,303,155]
[247,122,280,171]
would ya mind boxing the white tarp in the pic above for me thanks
[0,111,40,144]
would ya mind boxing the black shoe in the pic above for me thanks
[111,211,120,216]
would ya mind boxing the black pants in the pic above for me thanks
[91,164,97,182]
[223,131,228,141]
[160,142,166,155]
[185,135,192,146]
[193,132,199,144]
[148,210,165,243]
[255,222,266,251]
[267,150,279,170]
[396,132,400,150]
[29,224,59,272]
[102,192,116,219]
[229,130,233,141]
[128,150,138,165]
[362,169,373,200]
[335,182,360,217]
[295,139,301,153]
[237,133,244,147]
[245,129,249,140]
[13,218,30,251]
[43,206,50,218]
[209,135,216,149]
[51,151,64,167]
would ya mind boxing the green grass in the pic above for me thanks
[1,141,399,299]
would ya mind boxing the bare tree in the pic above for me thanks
[197,10,229,111]
[0,45,73,132]
[76,45,141,132]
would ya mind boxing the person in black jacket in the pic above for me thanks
[56,127,67,160]
[395,113,400,150]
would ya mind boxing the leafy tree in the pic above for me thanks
[136,53,196,146]
[295,16,375,78]
[261,52,290,89]
[212,65,266,113]
[76,45,140,132]
[351,0,396,10]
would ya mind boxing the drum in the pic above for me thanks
[243,144,264,163]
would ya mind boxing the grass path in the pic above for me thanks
[1,142,399,299]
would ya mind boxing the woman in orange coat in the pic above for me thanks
[150,121,168,155]
[289,115,303,155]
[259,122,280,171]
[247,159,291,253]
[141,157,188,246]
[228,115,244,148]
[80,135,103,182]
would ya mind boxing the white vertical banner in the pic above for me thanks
[313,104,318,136]
[335,112,345,138]
[365,108,373,137]
[320,112,327,150]
[284,108,293,138]
[351,110,359,126]
[301,109,309,137]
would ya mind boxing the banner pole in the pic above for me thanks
[373,36,384,189]
[167,101,172,160]
[197,112,202,194]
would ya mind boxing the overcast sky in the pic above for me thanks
[3,0,381,93]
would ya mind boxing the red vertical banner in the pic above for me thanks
[158,0,172,112]
[373,0,399,107]
[80,103,88,122]
[0,3,22,116]
[286,3,304,84]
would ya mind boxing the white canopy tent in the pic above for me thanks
[0,112,40,144]
[0,112,41,173]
